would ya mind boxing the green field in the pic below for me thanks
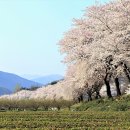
[0,111,130,130]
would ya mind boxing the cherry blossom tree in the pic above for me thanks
[59,0,130,100]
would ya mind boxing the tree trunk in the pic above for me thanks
[95,91,101,99]
[88,94,92,101]
[123,63,130,82]
[78,95,83,103]
[115,77,121,96]
[104,77,112,98]
[80,95,83,102]
[78,97,80,103]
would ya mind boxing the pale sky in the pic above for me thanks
[0,0,109,76]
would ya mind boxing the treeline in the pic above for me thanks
[0,99,74,111]
[19,86,41,91]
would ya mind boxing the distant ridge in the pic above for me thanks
[31,74,64,85]
[0,71,41,95]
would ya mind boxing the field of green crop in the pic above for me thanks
[0,111,130,130]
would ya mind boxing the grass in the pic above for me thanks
[72,95,130,112]
[0,111,130,129]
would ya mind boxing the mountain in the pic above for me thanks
[21,74,42,80]
[0,87,12,95]
[31,74,64,85]
[0,71,41,95]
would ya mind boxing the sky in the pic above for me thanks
[0,0,109,77]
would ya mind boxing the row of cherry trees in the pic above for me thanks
[59,0,130,101]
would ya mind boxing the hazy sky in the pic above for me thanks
[0,0,109,76]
